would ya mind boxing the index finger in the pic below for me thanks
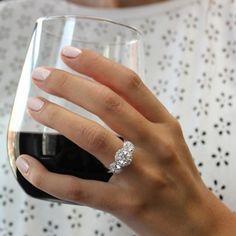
[61,46,173,123]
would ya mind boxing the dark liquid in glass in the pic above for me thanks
[9,132,112,203]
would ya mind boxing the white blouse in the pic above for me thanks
[0,0,235,235]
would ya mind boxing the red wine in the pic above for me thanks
[8,132,112,203]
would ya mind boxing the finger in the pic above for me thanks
[32,67,150,144]
[61,46,173,123]
[27,97,123,167]
[16,155,120,212]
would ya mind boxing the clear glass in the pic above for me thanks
[7,16,144,203]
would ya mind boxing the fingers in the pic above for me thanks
[32,67,150,144]
[16,155,120,212]
[61,46,172,123]
[27,97,123,167]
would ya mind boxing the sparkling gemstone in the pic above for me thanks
[115,149,124,160]
[124,141,134,152]
[109,141,135,174]
[117,158,132,167]
[109,162,122,174]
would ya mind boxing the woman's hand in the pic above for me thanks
[16,46,236,236]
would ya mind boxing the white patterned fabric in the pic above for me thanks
[0,0,236,235]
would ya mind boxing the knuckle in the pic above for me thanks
[80,125,108,152]
[159,138,177,163]
[136,161,168,189]
[145,169,168,189]
[148,122,181,164]
[102,90,122,113]
[121,193,147,217]
[126,71,142,91]
[66,182,88,203]
[135,122,154,145]
[150,130,178,164]
[169,118,183,135]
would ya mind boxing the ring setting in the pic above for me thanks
[108,141,135,174]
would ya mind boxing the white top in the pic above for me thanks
[0,0,235,235]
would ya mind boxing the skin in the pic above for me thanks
[16,48,236,236]
[15,0,236,235]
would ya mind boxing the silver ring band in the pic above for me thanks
[108,141,135,174]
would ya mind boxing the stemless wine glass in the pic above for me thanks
[7,16,144,203]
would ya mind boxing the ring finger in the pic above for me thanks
[27,97,123,168]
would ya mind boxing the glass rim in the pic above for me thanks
[36,15,143,45]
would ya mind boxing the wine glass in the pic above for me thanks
[7,16,144,203]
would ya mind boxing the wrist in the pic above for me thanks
[186,184,236,236]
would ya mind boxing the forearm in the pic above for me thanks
[186,187,236,236]
[127,185,236,236]
[215,213,236,236]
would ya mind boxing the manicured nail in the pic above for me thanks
[27,97,45,111]
[62,46,82,58]
[32,67,51,81]
[16,157,29,174]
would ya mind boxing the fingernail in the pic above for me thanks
[32,67,51,81]
[62,46,82,58]
[16,157,29,174]
[27,97,45,111]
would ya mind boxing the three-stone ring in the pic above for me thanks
[108,141,135,174]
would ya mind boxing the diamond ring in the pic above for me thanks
[108,141,135,174]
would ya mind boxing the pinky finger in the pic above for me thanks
[16,154,120,212]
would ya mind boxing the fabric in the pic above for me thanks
[0,0,236,235]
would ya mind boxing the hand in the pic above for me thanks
[16,46,236,236]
